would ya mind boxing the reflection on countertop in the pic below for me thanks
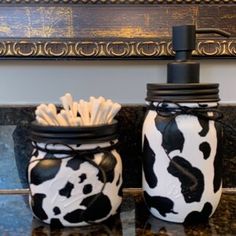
[0,190,235,236]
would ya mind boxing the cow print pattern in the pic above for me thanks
[64,193,112,223]
[155,115,185,154]
[167,156,204,203]
[142,104,222,223]
[144,191,177,217]
[83,184,93,194]
[28,141,122,227]
[31,193,48,220]
[30,159,62,185]
[198,117,210,137]
[53,207,61,215]
[59,182,74,198]
[79,173,87,183]
[199,142,211,160]
[213,122,222,193]
[184,202,213,224]
[142,135,157,188]
[97,152,117,183]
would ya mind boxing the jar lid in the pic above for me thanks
[30,121,118,144]
[146,83,220,103]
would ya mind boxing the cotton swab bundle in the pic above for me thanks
[35,93,121,127]
[77,96,121,125]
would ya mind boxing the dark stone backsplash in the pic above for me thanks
[0,105,235,188]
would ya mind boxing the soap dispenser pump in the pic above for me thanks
[142,25,229,224]
[146,25,230,103]
[167,25,200,84]
[167,25,230,84]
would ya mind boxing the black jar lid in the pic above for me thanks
[146,83,220,103]
[30,121,118,144]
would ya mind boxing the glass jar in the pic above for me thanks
[28,121,122,227]
[142,83,222,223]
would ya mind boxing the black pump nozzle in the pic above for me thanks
[196,28,231,38]
[172,25,196,61]
[167,25,231,84]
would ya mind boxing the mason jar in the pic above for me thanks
[142,83,222,223]
[28,121,122,227]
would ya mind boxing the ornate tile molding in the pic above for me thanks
[0,4,234,59]
[0,39,235,58]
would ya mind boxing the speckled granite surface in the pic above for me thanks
[0,105,235,189]
[0,191,235,235]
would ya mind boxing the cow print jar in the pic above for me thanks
[142,83,222,223]
[28,121,122,227]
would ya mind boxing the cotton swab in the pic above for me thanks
[102,100,113,123]
[78,100,91,125]
[107,103,122,123]
[72,102,78,118]
[65,93,73,108]
[48,103,57,116]
[60,110,72,126]
[35,94,121,127]
[36,116,48,126]
[47,110,60,126]
[35,108,55,126]
[60,95,70,111]
[56,113,68,126]
[90,97,100,125]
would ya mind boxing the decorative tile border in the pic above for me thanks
[0,39,235,58]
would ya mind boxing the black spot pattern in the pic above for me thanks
[83,184,93,194]
[80,193,112,221]
[199,142,211,160]
[213,122,222,193]
[64,193,112,223]
[167,156,204,203]
[184,202,213,224]
[66,157,85,171]
[155,115,184,153]
[31,193,48,220]
[198,118,209,137]
[142,135,157,188]
[64,209,84,224]
[30,159,62,185]
[97,152,117,183]
[78,173,87,183]
[50,218,64,228]
[144,191,177,217]
[53,207,61,215]
[59,182,74,198]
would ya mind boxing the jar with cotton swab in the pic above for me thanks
[28,93,122,227]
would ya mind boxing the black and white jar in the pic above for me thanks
[28,121,122,227]
[142,83,222,223]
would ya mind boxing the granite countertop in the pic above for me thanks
[0,190,235,236]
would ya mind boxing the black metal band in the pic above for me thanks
[31,141,118,157]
